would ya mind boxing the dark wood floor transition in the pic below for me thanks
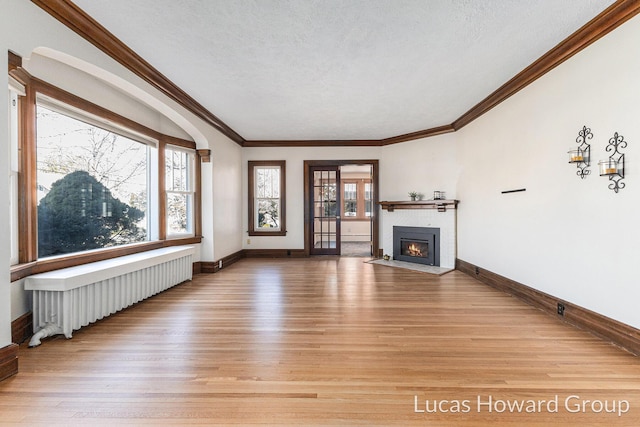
[2,257,640,425]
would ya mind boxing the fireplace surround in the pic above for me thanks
[393,226,440,266]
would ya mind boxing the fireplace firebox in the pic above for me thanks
[393,226,440,266]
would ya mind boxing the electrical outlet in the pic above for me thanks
[218,260,223,269]
[246,238,251,245]
[557,303,565,316]
[475,266,480,275]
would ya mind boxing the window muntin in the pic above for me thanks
[36,104,152,258]
[166,146,195,237]
[248,161,286,236]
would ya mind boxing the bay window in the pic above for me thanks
[9,64,202,280]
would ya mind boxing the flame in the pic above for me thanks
[407,243,423,257]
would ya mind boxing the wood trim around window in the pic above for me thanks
[158,139,167,241]
[18,77,38,263]
[9,66,202,281]
[248,160,286,236]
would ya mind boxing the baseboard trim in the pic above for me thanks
[196,250,248,274]
[11,312,32,345]
[244,249,306,258]
[0,344,19,382]
[456,259,640,356]
[197,247,357,274]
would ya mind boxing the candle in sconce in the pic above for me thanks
[605,168,617,174]
[571,155,584,162]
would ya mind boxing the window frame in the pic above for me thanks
[9,65,203,282]
[165,144,197,239]
[248,160,286,236]
[341,178,372,220]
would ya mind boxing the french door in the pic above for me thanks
[309,166,341,255]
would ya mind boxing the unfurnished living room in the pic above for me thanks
[2,0,640,425]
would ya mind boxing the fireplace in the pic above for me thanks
[393,226,440,266]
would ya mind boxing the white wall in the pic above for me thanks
[1,1,244,339]
[380,132,460,202]
[456,14,640,328]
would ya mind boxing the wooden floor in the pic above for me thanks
[2,257,640,426]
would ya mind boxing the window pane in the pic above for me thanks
[256,167,280,198]
[364,182,372,217]
[167,192,193,235]
[257,199,279,229]
[345,200,357,216]
[344,182,357,216]
[36,106,149,257]
[344,183,357,200]
[165,147,195,237]
[166,149,190,192]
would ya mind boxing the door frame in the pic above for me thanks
[303,159,379,257]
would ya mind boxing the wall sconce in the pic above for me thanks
[568,125,591,179]
[599,132,626,193]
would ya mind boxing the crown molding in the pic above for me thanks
[244,139,383,147]
[31,0,246,146]
[380,125,456,145]
[31,0,640,148]
[452,0,640,130]
[244,124,456,147]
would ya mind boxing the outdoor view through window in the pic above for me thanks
[165,147,194,236]
[255,166,280,230]
[36,105,150,258]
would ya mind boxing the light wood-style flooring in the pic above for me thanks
[2,257,640,426]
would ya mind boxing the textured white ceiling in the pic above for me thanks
[72,0,615,141]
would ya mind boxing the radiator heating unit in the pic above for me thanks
[25,246,194,347]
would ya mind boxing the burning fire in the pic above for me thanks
[407,243,423,257]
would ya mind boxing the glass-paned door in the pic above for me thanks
[310,166,340,255]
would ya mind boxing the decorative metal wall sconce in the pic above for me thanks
[598,132,626,193]
[568,126,592,179]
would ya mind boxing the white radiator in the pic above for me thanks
[25,246,195,346]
